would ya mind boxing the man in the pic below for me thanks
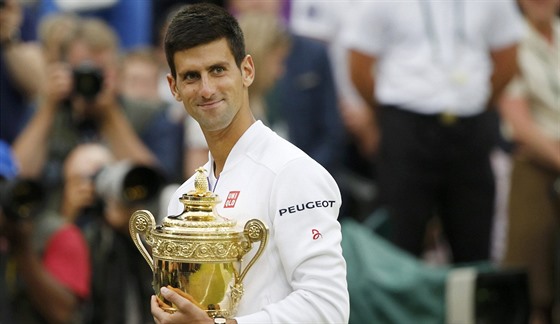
[499,0,560,322]
[0,141,91,323]
[13,17,159,189]
[342,1,523,262]
[61,143,156,324]
[151,3,349,324]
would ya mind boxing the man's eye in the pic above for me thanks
[213,67,225,74]
[185,73,199,81]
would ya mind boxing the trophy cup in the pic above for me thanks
[129,167,268,318]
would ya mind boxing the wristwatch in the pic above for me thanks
[213,315,227,324]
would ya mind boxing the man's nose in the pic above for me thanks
[199,75,215,98]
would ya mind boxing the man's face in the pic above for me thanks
[67,39,116,73]
[120,58,160,102]
[168,38,254,132]
[519,0,559,22]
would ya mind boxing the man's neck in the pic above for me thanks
[205,114,255,178]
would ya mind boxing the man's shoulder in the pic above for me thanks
[247,128,311,171]
[248,131,338,190]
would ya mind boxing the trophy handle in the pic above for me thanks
[129,210,156,272]
[239,219,268,282]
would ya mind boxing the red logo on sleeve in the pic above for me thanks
[224,191,240,208]
[312,229,323,240]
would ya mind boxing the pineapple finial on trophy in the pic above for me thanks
[178,167,221,218]
[193,167,209,195]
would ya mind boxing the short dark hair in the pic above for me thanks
[164,3,246,78]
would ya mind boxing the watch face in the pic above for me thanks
[214,317,227,324]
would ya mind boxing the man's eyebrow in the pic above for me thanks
[177,60,232,79]
[208,61,230,70]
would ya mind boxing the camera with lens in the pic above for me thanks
[94,162,165,206]
[0,178,45,221]
[73,61,103,101]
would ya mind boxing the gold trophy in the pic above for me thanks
[129,167,268,318]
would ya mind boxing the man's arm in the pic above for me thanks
[499,94,560,171]
[347,49,380,156]
[349,49,377,110]
[12,102,56,178]
[488,44,519,109]
[236,159,349,323]
[99,103,158,166]
[2,43,46,99]
[12,62,72,178]
[0,0,46,99]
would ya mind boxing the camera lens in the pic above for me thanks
[73,62,103,100]
[94,162,164,205]
[0,179,45,221]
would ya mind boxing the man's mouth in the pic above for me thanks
[198,99,223,110]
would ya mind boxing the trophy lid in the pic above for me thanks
[158,167,238,236]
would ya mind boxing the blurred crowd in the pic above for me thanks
[0,0,558,323]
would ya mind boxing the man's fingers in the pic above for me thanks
[156,296,167,308]
[152,288,213,323]
[151,295,166,323]
[166,285,205,309]
[160,286,193,311]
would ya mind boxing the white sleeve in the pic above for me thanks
[236,158,349,323]
[339,0,388,56]
[486,0,523,49]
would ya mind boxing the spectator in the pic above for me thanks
[0,0,46,144]
[58,142,114,226]
[237,12,290,123]
[342,1,523,262]
[0,140,91,323]
[61,143,156,324]
[499,0,560,322]
[267,30,346,180]
[12,17,158,194]
[119,48,162,103]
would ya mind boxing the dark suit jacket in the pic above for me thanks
[267,34,346,178]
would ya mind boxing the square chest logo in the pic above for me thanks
[224,191,240,208]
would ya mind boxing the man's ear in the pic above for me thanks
[167,73,182,102]
[241,55,255,88]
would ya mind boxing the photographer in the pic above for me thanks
[61,143,160,324]
[12,17,158,193]
[0,140,91,323]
